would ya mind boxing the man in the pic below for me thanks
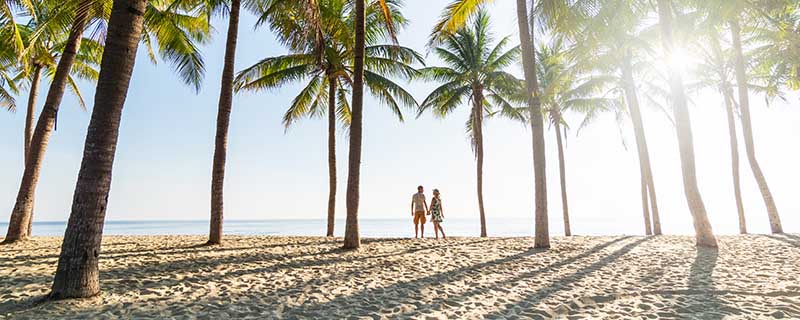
[411,185,429,238]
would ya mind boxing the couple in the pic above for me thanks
[410,185,446,239]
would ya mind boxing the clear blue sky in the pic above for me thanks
[1,2,798,236]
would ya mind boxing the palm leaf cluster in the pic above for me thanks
[420,10,523,142]
[236,0,422,127]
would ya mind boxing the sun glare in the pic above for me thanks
[666,48,696,74]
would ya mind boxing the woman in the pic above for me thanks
[429,189,446,239]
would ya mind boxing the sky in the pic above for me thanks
[1,1,798,236]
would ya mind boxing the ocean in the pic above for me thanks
[0,218,546,238]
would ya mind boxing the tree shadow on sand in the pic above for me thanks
[0,295,51,315]
[683,247,729,319]
[474,237,650,318]
[3,237,341,267]
[273,236,632,318]
[783,234,800,241]
[765,234,800,249]
[3,238,505,317]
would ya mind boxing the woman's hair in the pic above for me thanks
[433,189,440,194]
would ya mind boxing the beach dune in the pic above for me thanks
[1,235,799,319]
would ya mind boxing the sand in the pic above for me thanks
[1,234,799,319]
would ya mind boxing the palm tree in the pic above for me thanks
[235,0,420,237]
[729,15,784,234]
[655,0,716,247]
[344,0,366,249]
[343,0,398,249]
[206,0,241,245]
[688,17,748,233]
[2,0,100,244]
[418,10,523,237]
[3,0,210,243]
[561,0,665,236]
[14,20,101,237]
[515,0,549,248]
[49,0,147,299]
[429,0,600,247]
[531,38,620,237]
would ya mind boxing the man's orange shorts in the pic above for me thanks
[413,211,427,224]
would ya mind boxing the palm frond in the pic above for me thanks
[144,1,210,92]
[283,74,324,128]
[428,0,492,47]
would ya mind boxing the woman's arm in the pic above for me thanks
[425,197,430,214]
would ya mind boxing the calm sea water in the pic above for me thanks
[0,218,546,238]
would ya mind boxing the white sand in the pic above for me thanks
[1,234,799,319]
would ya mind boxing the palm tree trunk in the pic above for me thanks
[24,65,42,164]
[326,80,337,237]
[554,120,570,236]
[515,0,549,249]
[724,86,747,234]
[343,0,365,250]
[647,175,661,235]
[729,19,782,234]
[621,57,655,236]
[24,65,42,238]
[710,32,747,234]
[3,2,91,244]
[472,88,487,237]
[49,0,146,299]
[656,0,716,247]
[208,0,241,245]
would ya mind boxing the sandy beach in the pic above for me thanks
[1,234,799,319]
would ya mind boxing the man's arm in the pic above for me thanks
[411,196,415,216]
[424,196,429,214]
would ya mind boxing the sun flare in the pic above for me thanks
[666,48,697,74]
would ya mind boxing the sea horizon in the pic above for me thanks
[1,218,756,238]
[2,218,540,238]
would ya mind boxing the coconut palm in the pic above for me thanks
[531,38,622,237]
[429,0,552,248]
[729,8,784,234]
[677,4,753,234]
[537,41,572,237]
[418,10,523,237]
[3,0,107,244]
[203,0,242,245]
[12,19,102,237]
[656,0,717,247]
[342,0,398,249]
[690,26,748,234]
[3,0,210,243]
[50,0,147,299]
[235,0,420,237]
[563,0,665,236]
[515,0,550,248]
[689,0,787,235]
